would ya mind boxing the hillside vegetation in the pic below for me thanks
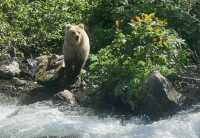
[0,0,200,108]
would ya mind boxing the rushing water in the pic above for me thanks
[0,94,200,138]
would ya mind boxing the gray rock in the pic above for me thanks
[140,71,185,117]
[12,77,27,86]
[53,90,77,105]
[0,54,11,65]
[0,61,20,78]
[0,79,40,98]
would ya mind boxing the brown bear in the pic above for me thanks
[63,23,90,81]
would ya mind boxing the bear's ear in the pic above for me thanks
[78,24,85,30]
[65,23,71,31]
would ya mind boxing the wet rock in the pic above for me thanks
[140,71,185,118]
[0,61,20,79]
[0,78,39,97]
[53,90,77,105]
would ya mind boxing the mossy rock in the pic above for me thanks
[35,55,64,82]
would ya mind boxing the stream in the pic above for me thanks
[0,94,200,138]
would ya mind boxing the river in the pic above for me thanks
[0,94,199,138]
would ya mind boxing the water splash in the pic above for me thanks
[0,95,199,138]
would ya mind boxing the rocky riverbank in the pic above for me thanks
[0,54,91,105]
[0,53,199,120]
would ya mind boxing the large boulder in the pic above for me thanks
[19,54,64,82]
[0,60,20,79]
[0,52,20,79]
[35,55,64,82]
[140,71,185,118]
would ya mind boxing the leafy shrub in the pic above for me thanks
[191,0,200,19]
[0,0,92,57]
[88,13,189,107]
[156,1,200,63]
[88,0,200,62]
[88,0,153,52]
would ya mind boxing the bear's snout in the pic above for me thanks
[75,35,79,41]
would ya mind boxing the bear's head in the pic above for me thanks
[65,24,85,45]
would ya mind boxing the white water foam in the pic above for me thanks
[0,96,199,138]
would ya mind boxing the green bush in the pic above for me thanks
[156,1,200,63]
[1,0,198,60]
[88,0,200,62]
[0,0,92,57]
[191,0,200,19]
[88,13,189,107]
[88,0,154,52]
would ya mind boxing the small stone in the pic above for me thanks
[53,90,77,105]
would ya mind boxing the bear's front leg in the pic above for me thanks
[64,59,73,78]
[73,59,85,79]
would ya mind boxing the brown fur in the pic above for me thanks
[63,24,90,79]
